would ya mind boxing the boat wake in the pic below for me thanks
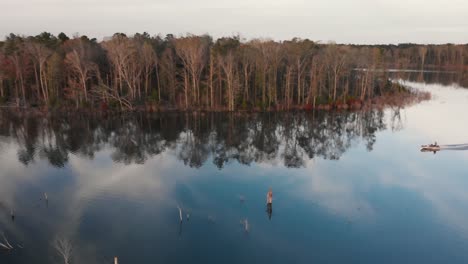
[439,144,468,151]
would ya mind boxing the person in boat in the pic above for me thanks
[266,188,273,205]
[430,142,439,154]
[266,188,273,220]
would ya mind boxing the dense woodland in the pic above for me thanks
[0,32,467,111]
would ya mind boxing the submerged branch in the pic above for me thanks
[0,233,14,250]
[177,205,183,222]
[53,237,73,264]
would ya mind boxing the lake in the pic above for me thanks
[1,71,468,264]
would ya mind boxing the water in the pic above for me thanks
[1,72,468,264]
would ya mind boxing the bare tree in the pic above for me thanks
[251,39,269,107]
[160,47,177,106]
[64,38,98,104]
[25,40,53,103]
[239,44,255,105]
[103,35,143,100]
[265,41,282,108]
[419,46,428,70]
[324,44,348,102]
[218,51,237,111]
[173,35,209,108]
[7,43,29,105]
[140,42,157,98]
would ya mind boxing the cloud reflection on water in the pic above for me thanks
[1,74,468,262]
[291,80,468,237]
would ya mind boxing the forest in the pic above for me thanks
[0,32,466,111]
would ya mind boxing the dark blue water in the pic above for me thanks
[1,72,468,264]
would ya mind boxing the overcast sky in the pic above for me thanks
[2,0,468,44]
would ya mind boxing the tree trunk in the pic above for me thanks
[0,77,4,98]
[262,69,266,107]
[144,68,149,97]
[192,74,197,107]
[285,68,291,109]
[184,70,189,110]
[33,64,41,101]
[19,74,25,104]
[297,61,301,105]
[155,65,161,103]
[209,56,214,108]
[243,66,249,103]
[81,73,88,102]
[40,64,49,103]
[333,69,338,102]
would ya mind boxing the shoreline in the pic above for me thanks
[0,90,430,117]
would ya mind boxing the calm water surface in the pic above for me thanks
[1,72,468,264]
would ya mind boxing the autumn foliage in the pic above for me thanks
[0,32,466,111]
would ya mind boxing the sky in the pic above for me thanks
[1,0,468,44]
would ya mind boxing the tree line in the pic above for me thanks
[0,32,466,111]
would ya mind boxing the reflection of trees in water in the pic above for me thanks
[395,71,468,88]
[0,110,400,168]
[389,108,404,132]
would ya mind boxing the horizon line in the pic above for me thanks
[1,31,468,46]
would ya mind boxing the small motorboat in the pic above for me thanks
[420,144,440,152]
